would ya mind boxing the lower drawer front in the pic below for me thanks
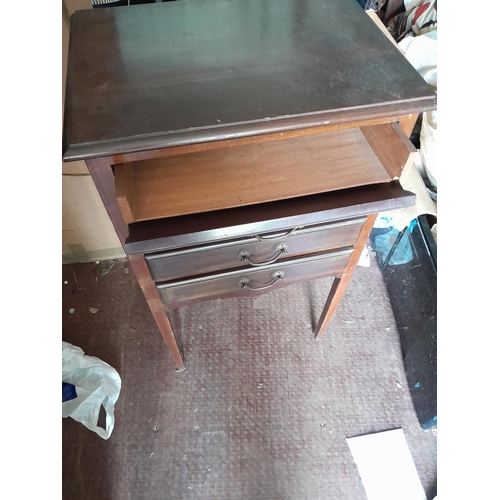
[157,249,351,309]
[147,218,364,282]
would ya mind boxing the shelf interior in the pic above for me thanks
[114,122,415,223]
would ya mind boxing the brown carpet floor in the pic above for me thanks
[62,253,437,500]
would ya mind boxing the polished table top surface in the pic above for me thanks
[62,0,436,161]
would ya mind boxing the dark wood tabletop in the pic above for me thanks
[62,0,436,161]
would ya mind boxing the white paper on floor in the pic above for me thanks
[357,245,370,267]
[346,428,427,500]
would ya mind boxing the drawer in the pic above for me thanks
[126,183,417,256]
[146,218,364,282]
[156,248,352,309]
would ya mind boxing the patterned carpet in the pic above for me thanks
[62,254,436,500]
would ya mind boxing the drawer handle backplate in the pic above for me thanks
[238,271,284,291]
[254,227,298,240]
[238,244,287,267]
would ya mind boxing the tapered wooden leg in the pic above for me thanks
[128,254,185,371]
[314,214,377,340]
[86,157,185,370]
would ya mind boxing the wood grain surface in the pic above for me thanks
[360,122,417,179]
[114,127,399,222]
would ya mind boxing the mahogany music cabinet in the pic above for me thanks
[62,0,437,370]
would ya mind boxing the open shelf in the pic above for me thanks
[114,122,415,223]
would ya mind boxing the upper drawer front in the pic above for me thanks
[146,218,364,282]
[157,249,352,309]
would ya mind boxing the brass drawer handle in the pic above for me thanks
[238,244,287,267]
[253,227,298,241]
[238,271,284,290]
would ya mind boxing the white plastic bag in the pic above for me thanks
[62,341,122,439]
[398,30,438,189]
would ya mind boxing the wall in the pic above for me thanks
[62,0,126,264]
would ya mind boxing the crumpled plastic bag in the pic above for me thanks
[62,341,121,439]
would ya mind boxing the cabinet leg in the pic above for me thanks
[314,214,377,340]
[128,254,185,371]
[86,157,129,247]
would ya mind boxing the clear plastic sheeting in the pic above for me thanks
[399,29,437,188]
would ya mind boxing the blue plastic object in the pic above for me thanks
[62,382,77,403]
